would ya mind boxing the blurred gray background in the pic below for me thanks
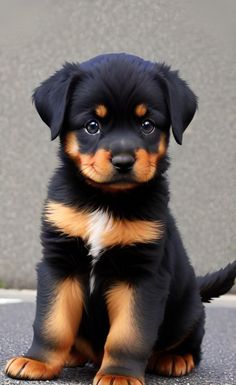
[0,0,235,290]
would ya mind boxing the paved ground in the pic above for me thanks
[0,291,235,385]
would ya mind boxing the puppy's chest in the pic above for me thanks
[45,201,163,258]
[86,209,112,258]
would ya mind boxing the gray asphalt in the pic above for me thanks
[0,297,235,385]
[0,0,236,290]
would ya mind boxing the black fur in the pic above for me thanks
[6,53,236,382]
[197,261,236,303]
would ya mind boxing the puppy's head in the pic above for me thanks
[33,54,197,190]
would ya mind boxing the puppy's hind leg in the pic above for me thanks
[5,261,84,380]
[147,313,205,377]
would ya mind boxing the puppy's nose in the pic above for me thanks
[111,154,135,173]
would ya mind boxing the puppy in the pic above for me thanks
[5,53,236,384]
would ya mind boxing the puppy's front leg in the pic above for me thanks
[94,280,168,385]
[5,260,84,380]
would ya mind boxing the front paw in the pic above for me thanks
[93,372,144,385]
[5,356,61,380]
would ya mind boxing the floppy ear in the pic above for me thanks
[33,62,80,140]
[156,65,198,145]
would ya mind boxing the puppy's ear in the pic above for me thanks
[33,62,80,140]
[156,65,197,145]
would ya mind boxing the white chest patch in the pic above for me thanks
[87,209,112,260]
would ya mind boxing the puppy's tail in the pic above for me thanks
[197,261,236,303]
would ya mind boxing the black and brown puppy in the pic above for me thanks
[5,53,236,384]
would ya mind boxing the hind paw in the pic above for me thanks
[147,353,195,377]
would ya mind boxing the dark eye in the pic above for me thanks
[84,120,101,135]
[141,119,156,135]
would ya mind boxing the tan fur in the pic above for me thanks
[45,201,90,238]
[65,349,87,367]
[74,337,98,364]
[44,278,84,351]
[97,182,138,191]
[135,103,147,117]
[101,283,141,370]
[5,356,61,380]
[80,150,114,183]
[45,201,163,247]
[5,279,85,380]
[147,353,195,376]
[64,131,167,187]
[93,373,144,385]
[134,133,167,182]
[64,133,113,183]
[64,132,81,164]
[102,217,163,247]
[95,104,108,118]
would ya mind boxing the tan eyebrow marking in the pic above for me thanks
[95,104,108,118]
[135,103,147,117]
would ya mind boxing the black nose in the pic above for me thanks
[111,154,135,173]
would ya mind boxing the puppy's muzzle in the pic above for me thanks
[109,137,137,174]
[111,153,135,173]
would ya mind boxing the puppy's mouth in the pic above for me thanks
[64,132,167,190]
[79,148,161,189]
[84,172,139,191]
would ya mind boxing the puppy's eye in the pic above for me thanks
[141,119,156,135]
[84,120,101,135]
